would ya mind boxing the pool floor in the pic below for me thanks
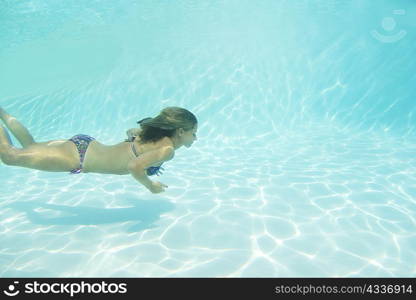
[1,124,415,277]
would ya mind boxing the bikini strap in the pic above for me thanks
[131,142,139,157]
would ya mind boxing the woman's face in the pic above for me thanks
[182,124,198,148]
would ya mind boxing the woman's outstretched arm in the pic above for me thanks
[128,145,174,193]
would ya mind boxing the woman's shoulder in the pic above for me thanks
[131,136,173,156]
[148,138,175,159]
[159,144,175,160]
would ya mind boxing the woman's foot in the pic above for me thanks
[0,107,9,125]
[0,123,14,164]
[0,108,35,147]
[0,107,5,121]
[0,125,13,146]
[0,141,14,166]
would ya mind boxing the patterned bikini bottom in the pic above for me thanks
[68,134,95,174]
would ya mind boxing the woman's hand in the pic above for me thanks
[126,128,141,141]
[148,181,168,194]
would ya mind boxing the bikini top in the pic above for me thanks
[131,142,164,176]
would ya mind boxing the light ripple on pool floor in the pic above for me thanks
[1,128,415,277]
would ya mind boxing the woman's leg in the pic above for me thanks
[0,125,16,164]
[0,109,79,171]
[0,136,80,171]
[0,107,35,148]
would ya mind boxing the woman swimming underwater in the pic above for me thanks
[0,106,198,194]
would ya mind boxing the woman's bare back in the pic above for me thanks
[82,137,170,175]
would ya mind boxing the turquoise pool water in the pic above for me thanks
[1,0,415,277]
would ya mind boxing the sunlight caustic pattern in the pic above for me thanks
[0,0,415,277]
